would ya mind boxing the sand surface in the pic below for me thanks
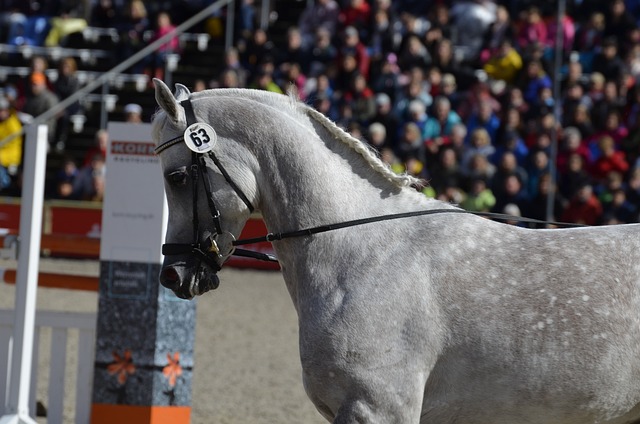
[0,259,326,424]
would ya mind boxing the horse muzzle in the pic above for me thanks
[160,261,220,299]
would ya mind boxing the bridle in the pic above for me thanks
[155,98,275,276]
[156,97,585,280]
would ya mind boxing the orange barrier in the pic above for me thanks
[1,269,99,291]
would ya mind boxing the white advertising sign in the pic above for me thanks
[100,122,167,263]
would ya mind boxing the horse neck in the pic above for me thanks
[251,115,426,234]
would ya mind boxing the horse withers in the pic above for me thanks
[152,78,640,424]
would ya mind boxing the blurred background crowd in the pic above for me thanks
[1,0,640,226]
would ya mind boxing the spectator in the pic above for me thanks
[123,103,143,123]
[574,12,605,59]
[460,177,496,212]
[461,128,496,171]
[449,0,497,62]
[465,100,501,145]
[365,122,388,153]
[430,146,464,195]
[561,182,603,225]
[480,5,514,61]
[250,69,284,94]
[491,151,528,199]
[557,126,591,174]
[527,173,564,226]
[492,130,529,168]
[16,55,50,109]
[298,0,340,50]
[396,122,426,165]
[117,0,149,73]
[339,0,371,38]
[368,3,396,60]
[344,73,376,126]
[591,37,626,83]
[591,81,626,131]
[277,27,308,76]
[464,153,496,188]
[242,28,276,76]
[397,33,431,72]
[279,62,307,99]
[483,39,523,85]
[339,26,371,79]
[602,188,637,224]
[371,92,400,148]
[147,11,180,81]
[519,59,552,106]
[0,96,22,176]
[83,129,108,167]
[394,77,433,122]
[491,172,529,215]
[526,149,551,197]
[590,135,630,182]
[604,0,637,47]
[306,27,338,78]
[424,4,453,51]
[423,96,462,143]
[517,7,547,51]
[22,72,60,147]
[220,47,249,87]
[44,7,88,47]
[53,57,82,150]
[370,53,401,103]
[52,156,80,200]
[73,152,106,201]
[545,9,575,57]
[90,0,119,28]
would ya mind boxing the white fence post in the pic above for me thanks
[0,310,97,423]
[0,124,47,424]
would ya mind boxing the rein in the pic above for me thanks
[233,210,585,249]
[156,98,584,267]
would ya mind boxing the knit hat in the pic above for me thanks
[31,72,46,85]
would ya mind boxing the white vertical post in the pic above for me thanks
[0,124,47,424]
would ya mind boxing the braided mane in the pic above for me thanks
[300,103,421,188]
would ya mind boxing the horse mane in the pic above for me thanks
[153,87,422,189]
[299,101,421,188]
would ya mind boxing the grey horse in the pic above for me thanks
[152,78,640,424]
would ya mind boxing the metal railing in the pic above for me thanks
[0,0,241,147]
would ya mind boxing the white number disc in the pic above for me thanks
[184,122,217,153]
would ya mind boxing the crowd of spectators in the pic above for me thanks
[2,0,640,227]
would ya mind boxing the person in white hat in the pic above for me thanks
[124,103,143,123]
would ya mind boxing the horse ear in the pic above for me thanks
[153,78,181,122]
[174,83,191,102]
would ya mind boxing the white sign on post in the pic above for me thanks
[100,122,167,263]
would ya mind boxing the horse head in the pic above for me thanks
[152,79,257,299]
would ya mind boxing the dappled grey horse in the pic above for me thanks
[151,78,640,424]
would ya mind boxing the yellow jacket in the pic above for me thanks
[0,113,23,169]
[483,49,523,84]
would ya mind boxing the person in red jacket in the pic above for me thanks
[561,183,603,225]
[590,135,629,182]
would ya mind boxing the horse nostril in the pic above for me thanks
[160,266,180,288]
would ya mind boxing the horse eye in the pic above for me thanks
[167,168,188,185]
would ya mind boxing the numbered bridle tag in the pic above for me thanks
[184,122,217,153]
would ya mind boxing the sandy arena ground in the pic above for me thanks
[0,259,326,424]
